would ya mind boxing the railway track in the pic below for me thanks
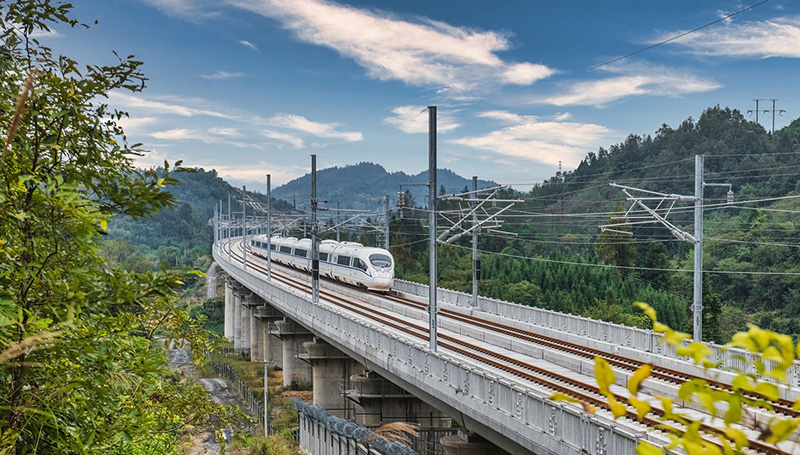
[220,239,797,455]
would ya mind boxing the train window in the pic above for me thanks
[270,244,276,251]
[369,254,392,268]
[280,245,292,254]
[319,252,329,262]
[337,255,351,266]
[294,248,307,258]
[354,258,367,271]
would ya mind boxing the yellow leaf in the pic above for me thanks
[766,418,800,444]
[157,178,165,187]
[629,397,651,419]
[763,346,783,364]
[549,392,580,404]
[608,396,627,419]
[594,357,616,394]
[634,301,657,322]
[636,441,663,455]
[696,391,717,419]
[731,374,752,392]
[723,396,741,425]
[628,364,652,396]
[664,329,690,346]
[729,331,757,352]
[723,428,748,450]
[754,382,780,401]
[100,219,107,231]
[792,398,800,412]
[676,342,712,365]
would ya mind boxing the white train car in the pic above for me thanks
[249,235,394,291]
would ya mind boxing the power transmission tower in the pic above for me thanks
[749,98,786,133]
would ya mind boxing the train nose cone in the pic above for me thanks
[371,272,393,290]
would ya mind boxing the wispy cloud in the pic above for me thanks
[226,0,556,95]
[451,111,616,167]
[239,40,259,51]
[151,128,254,148]
[383,105,461,134]
[541,63,720,107]
[660,15,800,59]
[261,129,305,148]
[267,113,363,142]
[139,0,219,19]
[108,92,234,119]
[200,70,247,80]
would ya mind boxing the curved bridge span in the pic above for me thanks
[213,237,797,455]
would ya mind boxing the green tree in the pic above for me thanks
[0,2,231,453]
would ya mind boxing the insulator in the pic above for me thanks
[727,189,734,204]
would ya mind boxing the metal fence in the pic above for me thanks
[293,398,418,455]
[209,360,272,434]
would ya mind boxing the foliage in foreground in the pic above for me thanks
[553,302,800,455]
[0,1,234,453]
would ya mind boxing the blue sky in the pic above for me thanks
[43,0,800,188]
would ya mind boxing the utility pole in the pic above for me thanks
[604,155,732,342]
[336,202,341,242]
[749,99,762,125]
[472,176,479,307]
[385,195,390,250]
[693,155,703,343]
[428,106,438,352]
[243,185,247,271]
[311,155,319,304]
[267,174,272,281]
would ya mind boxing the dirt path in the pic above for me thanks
[168,342,245,455]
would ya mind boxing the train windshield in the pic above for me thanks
[369,254,392,268]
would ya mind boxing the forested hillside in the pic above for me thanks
[389,107,800,341]
[271,162,497,209]
[106,168,291,269]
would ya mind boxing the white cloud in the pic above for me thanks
[261,130,305,148]
[383,105,461,134]
[267,113,363,142]
[215,163,299,186]
[541,64,720,107]
[200,70,247,80]
[662,15,800,59]
[151,128,254,148]
[115,116,158,134]
[139,0,219,19]
[239,40,259,51]
[451,111,616,167]
[226,0,556,94]
[108,92,234,119]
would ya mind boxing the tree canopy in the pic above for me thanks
[0,1,231,453]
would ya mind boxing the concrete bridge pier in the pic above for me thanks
[347,370,451,428]
[273,319,313,387]
[245,295,265,362]
[233,291,243,351]
[223,277,234,340]
[241,300,252,357]
[441,430,510,455]
[253,304,284,368]
[302,338,365,419]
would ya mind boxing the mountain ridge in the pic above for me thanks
[271,162,498,210]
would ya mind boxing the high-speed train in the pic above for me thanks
[248,235,395,291]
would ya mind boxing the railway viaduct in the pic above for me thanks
[213,236,799,455]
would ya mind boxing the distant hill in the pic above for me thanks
[271,162,498,210]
